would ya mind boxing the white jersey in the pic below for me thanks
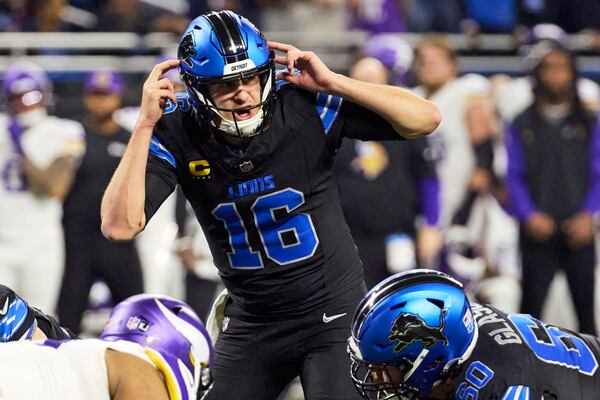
[495,76,600,122]
[113,106,139,133]
[0,339,151,400]
[0,113,85,240]
[414,74,493,227]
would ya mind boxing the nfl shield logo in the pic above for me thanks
[239,161,254,173]
[126,316,140,330]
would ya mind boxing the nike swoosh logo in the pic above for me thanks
[322,312,347,324]
[0,298,9,317]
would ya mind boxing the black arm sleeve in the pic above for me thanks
[144,154,178,222]
[326,99,405,153]
[334,100,405,138]
[175,186,189,237]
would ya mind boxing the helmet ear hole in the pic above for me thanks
[427,298,445,309]
[170,306,184,315]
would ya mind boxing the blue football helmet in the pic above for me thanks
[348,269,478,399]
[178,10,276,138]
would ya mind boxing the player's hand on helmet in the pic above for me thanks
[525,211,556,241]
[562,211,595,249]
[138,59,179,129]
[268,41,337,94]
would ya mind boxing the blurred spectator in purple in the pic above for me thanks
[347,0,405,34]
[360,33,414,86]
[505,41,600,334]
[404,0,461,33]
[0,62,85,313]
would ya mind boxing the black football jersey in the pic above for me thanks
[144,82,404,316]
[450,303,600,399]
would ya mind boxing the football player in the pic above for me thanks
[0,294,213,400]
[348,269,600,399]
[412,35,497,229]
[101,10,440,399]
[0,62,85,313]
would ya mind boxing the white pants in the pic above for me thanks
[0,226,64,314]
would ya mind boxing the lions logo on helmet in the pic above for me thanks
[388,309,448,353]
[348,270,478,399]
[178,33,196,69]
[177,10,276,138]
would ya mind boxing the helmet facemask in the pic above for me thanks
[348,270,479,400]
[348,337,422,400]
[183,58,276,138]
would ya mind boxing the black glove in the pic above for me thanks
[30,307,78,340]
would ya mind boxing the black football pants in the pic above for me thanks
[58,232,144,334]
[519,231,597,335]
[203,284,365,400]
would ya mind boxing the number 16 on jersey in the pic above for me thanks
[213,188,320,269]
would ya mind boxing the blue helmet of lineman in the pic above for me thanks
[348,269,478,399]
[178,10,276,138]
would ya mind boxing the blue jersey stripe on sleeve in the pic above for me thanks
[322,96,342,134]
[0,298,28,341]
[149,136,176,168]
[315,92,343,135]
[501,386,530,400]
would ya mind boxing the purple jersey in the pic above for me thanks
[349,0,405,34]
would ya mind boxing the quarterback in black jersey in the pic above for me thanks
[101,10,439,399]
[349,269,600,400]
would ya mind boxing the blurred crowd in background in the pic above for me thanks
[2,0,600,35]
[1,0,600,352]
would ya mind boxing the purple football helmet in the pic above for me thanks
[100,294,213,400]
[361,34,414,85]
[2,61,52,107]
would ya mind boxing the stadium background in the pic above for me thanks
[2,1,600,399]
